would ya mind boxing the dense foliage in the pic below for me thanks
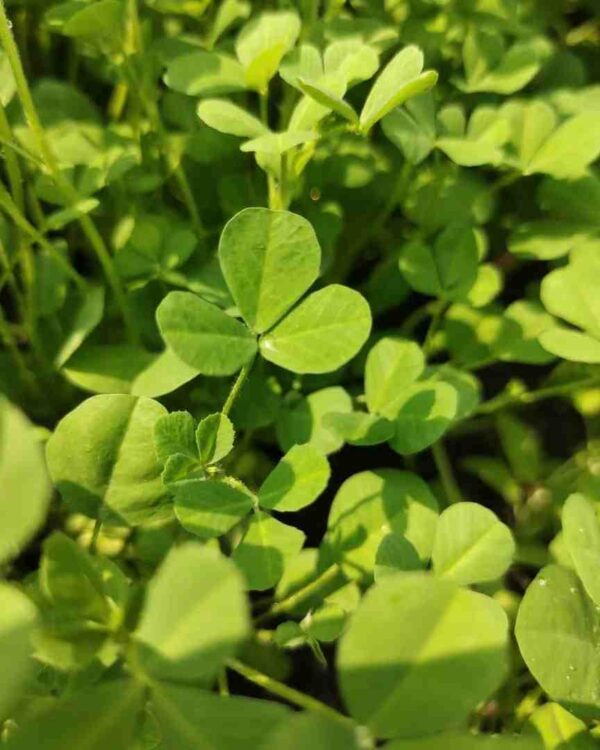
[1,0,600,747]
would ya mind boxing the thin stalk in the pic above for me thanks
[0,305,39,395]
[0,182,86,289]
[0,103,24,211]
[226,659,354,728]
[0,0,138,342]
[89,518,102,554]
[432,440,463,505]
[255,564,343,625]
[474,375,600,416]
[222,356,256,416]
[423,301,448,357]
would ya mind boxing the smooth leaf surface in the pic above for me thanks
[562,493,600,607]
[196,412,235,465]
[174,479,253,538]
[219,208,321,333]
[258,444,330,512]
[365,337,425,415]
[0,583,37,717]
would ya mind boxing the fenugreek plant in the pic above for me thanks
[1,0,600,747]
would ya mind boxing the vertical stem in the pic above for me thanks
[89,518,102,554]
[0,104,24,211]
[222,356,255,417]
[0,0,138,343]
[422,301,447,357]
[432,440,463,505]
[0,304,39,395]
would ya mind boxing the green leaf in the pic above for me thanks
[382,93,436,164]
[165,51,246,96]
[508,220,592,261]
[260,712,362,749]
[526,114,600,179]
[135,543,249,683]
[338,572,509,738]
[62,0,124,40]
[387,381,458,455]
[174,479,253,538]
[562,493,600,607]
[297,77,358,124]
[325,469,439,578]
[541,244,600,340]
[4,680,144,750]
[196,413,235,465]
[259,285,372,374]
[494,301,556,365]
[387,733,544,749]
[276,386,353,455]
[40,532,109,622]
[240,130,315,156]
[432,503,515,586]
[539,327,600,364]
[365,337,425,415]
[375,533,423,580]
[0,48,16,106]
[0,399,50,564]
[46,394,169,525]
[154,411,197,463]
[53,284,105,368]
[131,347,200,398]
[235,11,301,93]
[399,224,479,301]
[197,99,268,139]
[280,44,323,90]
[323,411,395,446]
[359,45,438,133]
[0,583,37,718]
[218,208,321,333]
[62,344,156,394]
[150,683,290,749]
[232,510,305,590]
[258,444,330,512]
[157,291,257,376]
[530,702,596,750]
[516,565,600,719]
[324,41,379,88]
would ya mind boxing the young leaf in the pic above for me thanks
[259,285,372,374]
[218,208,321,333]
[338,572,509,738]
[174,479,253,538]
[165,51,246,96]
[196,412,235,465]
[131,347,200,398]
[516,565,600,718]
[432,503,515,586]
[382,93,436,164]
[46,394,170,525]
[359,46,438,133]
[0,583,37,717]
[198,99,268,139]
[157,291,257,376]
[0,399,50,565]
[562,493,600,607]
[3,680,144,750]
[232,511,305,590]
[530,702,595,750]
[150,683,290,750]
[257,444,330,512]
[154,411,197,463]
[235,10,301,93]
[297,77,358,124]
[365,337,425,415]
[525,114,600,179]
[135,544,249,683]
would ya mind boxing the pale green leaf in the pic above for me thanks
[260,712,362,749]
[62,344,155,395]
[131,347,199,398]
[530,702,595,750]
[165,51,246,96]
[174,479,253,538]
[432,503,515,585]
[323,411,395,447]
[154,411,197,463]
[135,544,249,682]
[526,114,600,178]
[539,327,600,364]
[0,583,37,718]
[562,493,600,607]
[259,285,372,374]
[375,533,423,580]
[46,394,169,525]
[297,77,358,124]
[338,572,509,738]
[365,337,425,415]
[258,444,330,512]
[0,399,50,564]
[197,99,268,139]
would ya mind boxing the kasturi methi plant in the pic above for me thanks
[1,0,600,747]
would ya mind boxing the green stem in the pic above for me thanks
[0,0,138,343]
[255,564,343,624]
[226,659,354,728]
[473,376,600,416]
[0,103,24,211]
[222,356,255,416]
[432,440,463,505]
[0,182,86,289]
[422,301,448,357]
[89,518,102,554]
[0,305,39,395]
